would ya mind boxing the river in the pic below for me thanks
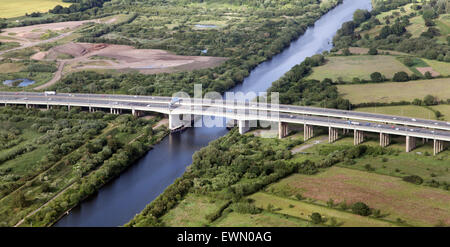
[55,0,372,227]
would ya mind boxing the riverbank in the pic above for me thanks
[124,0,375,227]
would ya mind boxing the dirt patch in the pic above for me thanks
[30,51,48,60]
[1,20,98,42]
[50,42,228,73]
[153,118,168,129]
[416,67,440,77]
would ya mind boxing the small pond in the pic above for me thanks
[2,78,35,87]
[194,24,217,28]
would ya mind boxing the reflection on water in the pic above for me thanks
[3,78,35,87]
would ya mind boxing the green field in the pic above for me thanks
[161,194,228,227]
[406,16,427,38]
[0,0,71,18]
[338,78,450,104]
[431,104,450,121]
[267,166,450,226]
[248,192,397,227]
[355,105,437,120]
[308,55,411,82]
[422,59,450,76]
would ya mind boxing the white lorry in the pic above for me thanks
[44,91,56,96]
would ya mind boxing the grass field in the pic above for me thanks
[0,0,71,18]
[161,194,228,227]
[214,211,312,227]
[355,105,437,120]
[248,192,396,227]
[406,16,427,38]
[267,166,450,226]
[422,59,450,76]
[431,104,450,121]
[338,78,450,104]
[308,55,411,82]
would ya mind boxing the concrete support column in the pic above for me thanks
[169,114,185,130]
[238,120,250,135]
[379,133,390,147]
[278,122,289,139]
[434,140,446,155]
[328,127,339,143]
[406,136,416,153]
[68,105,71,111]
[304,124,314,141]
[354,130,364,145]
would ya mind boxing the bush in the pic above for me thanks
[423,95,437,106]
[370,72,384,82]
[392,71,410,82]
[367,47,378,55]
[230,202,261,214]
[310,212,323,224]
[352,202,371,216]
[402,175,423,185]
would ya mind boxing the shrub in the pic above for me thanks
[367,47,378,55]
[370,72,384,82]
[352,202,371,216]
[310,212,323,224]
[392,71,410,82]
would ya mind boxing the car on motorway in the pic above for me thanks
[412,119,416,122]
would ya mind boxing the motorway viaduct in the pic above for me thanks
[1,92,449,155]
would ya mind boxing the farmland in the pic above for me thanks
[0,0,71,19]
[354,105,437,120]
[266,166,450,226]
[307,55,411,81]
[337,78,450,104]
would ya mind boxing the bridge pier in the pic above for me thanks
[328,127,339,143]
[238,120,250,135]
[278,122,289,139]
[433,140,446,155]
[406,136,416,152]
[354,130,364,145]
[132,109,142,117]
[380,133,391,147]
[304,124,314,141]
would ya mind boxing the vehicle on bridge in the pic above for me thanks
[169,97,182,109]
[44,91,56,96]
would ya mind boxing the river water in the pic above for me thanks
[55,0,372,227]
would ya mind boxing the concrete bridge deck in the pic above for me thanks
[1,91,448,155]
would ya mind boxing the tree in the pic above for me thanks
[402,175,423,185]
[342,48,351,56]
[423,95,437,106]
[352,202,371,216]
[392,71,409,82]
[353,9,371,25]
[367,47,378,55]
[370,72,384,82]
[310,212,323,224]
[403,57,414,67]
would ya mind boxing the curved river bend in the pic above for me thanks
[55,0,372,227]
